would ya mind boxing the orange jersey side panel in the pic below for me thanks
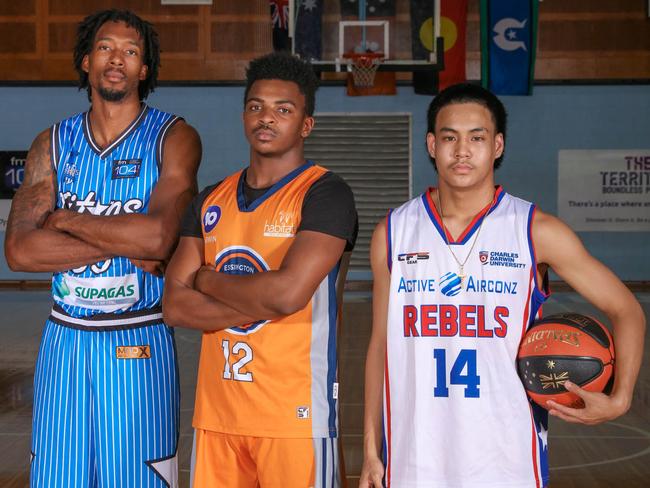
[193,163,340,438]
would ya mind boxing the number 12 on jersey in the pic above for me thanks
[222,340,254,382]
[433,349,480,398]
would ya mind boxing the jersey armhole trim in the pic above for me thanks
[156,115,183,171]
[50,123,60,173]
[386,209,393,272]
[527,205,551,302]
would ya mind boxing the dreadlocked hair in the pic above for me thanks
[73,9,160,101]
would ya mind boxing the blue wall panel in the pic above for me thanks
[1,84,649,280]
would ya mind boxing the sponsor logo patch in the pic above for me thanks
[296,406,310,419]
[116,345,151,359]
[439,272,463,297]
[203,205,221,233]
[479,250,526,269]
[111,159,142,179]
[263,210,295,238]
[62,161,80,185]
[398,252,430,264]
[54,273,140,312]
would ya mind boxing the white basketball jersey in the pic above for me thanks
[384,187,550,488]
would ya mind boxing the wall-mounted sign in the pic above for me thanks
[0,151,27,199]
[558,150,650,232]
[0,151,27,232]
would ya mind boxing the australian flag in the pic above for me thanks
[270,0,290,51]
[295,0,323,60]
[340,0,395,17]
[480,0,538,95]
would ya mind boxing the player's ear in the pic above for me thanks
[426,132,436,158]
[301,116,315,138]
[494,133,504,159]
[139,64,148,81]
[82,54,90,73]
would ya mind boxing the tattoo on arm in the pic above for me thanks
[6,130,56,236]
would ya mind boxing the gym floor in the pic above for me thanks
[0,289,648,487]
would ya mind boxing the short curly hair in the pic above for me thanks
[73,9,160,101]
[244,52,319,116]
[427,83,508,169]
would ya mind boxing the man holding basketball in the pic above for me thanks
[360,83,645,487]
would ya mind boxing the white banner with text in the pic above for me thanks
[558,150,650,231]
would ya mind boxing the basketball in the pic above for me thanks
[517,313,615,409]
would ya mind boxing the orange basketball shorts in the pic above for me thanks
[190,429,343,488]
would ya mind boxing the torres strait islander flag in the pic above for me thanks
[480,0,538,95]
[411,0,468,94]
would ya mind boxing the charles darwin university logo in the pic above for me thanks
[479,251,489,265]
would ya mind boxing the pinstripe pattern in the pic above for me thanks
[50,105,180,318]
[31,320,179,487]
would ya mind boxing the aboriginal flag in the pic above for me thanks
[411,0,468,94]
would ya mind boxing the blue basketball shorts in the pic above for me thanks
[30,308,180,488]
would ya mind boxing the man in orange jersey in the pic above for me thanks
[164,52,357,487]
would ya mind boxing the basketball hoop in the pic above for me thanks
[344,52,384,88]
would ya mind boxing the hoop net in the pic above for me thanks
[344,52,384,87]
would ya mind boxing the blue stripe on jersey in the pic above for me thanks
[526,205,551,307]
[386,209,393,272]
[50,105,181,319]
[236,160,315,212]
[326,264,339,437]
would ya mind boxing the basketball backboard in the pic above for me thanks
[288,0,444,74]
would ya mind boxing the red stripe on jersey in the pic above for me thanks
[384,348,392,487]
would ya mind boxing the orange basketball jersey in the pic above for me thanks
[193,162,342,438]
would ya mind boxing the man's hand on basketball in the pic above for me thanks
[359,456,384,487]
[547,381,630,425]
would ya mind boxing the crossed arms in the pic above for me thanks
[4,121,201,273]
[162,230,348,331]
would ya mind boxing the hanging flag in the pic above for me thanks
[270,0,290,51]
[340,0,395,17]
[410,0,467,95]
[295,0,323,61]
[480,0,538,95]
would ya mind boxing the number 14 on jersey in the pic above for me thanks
[433,349,480,398]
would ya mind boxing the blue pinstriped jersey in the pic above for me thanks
[49,105,181,318]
